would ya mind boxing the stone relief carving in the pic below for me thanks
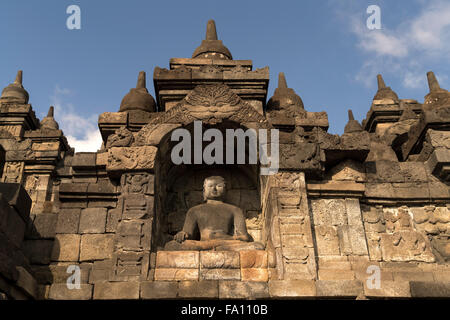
[121,173,153,194]
[0,129,16,139]
[106,126,134,148]
[198,65,222,74]
[381,230,433,262]
[246,210,264,230]
[326,159,366,182]
[108,172,154,281]
[185,84,240,107]
[229,65,248,73]
[271,172,302,193]
[1,161,24,183]
[278,127,320,169]
[106,146,157,172]
[1,125,21,137]
[24,175,39,198]
[410,205,450,262]
[142,83,268,127]
[362,205,438,262]
[133,124,180,147]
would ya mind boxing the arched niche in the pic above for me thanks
[152,120,266,249]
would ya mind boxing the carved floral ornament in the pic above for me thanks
[185,84,239,107]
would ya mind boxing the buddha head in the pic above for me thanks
[203,176,226,201]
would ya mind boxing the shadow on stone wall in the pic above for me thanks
[0,182,50,299]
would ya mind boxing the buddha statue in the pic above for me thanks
[164,176,264,251]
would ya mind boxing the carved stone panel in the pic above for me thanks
[121,173,154,196]
[268,172,316,280]
[106,127,134,149]
[108,173,155,281]
[106,146,157,173]
[1,161,24,183]
[362,205,442,263]
[380,230,435,262]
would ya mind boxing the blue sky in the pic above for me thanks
[1,0,449,151]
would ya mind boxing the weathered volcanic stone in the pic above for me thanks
[79,208,107,234]
[48,283,92,300]
[140,281,178,299]
[30,213,57,239]
[409,282,450,297]
[22,240,54,265]
[316,280,363,297]
[154,268,199,281]
[156,251,199,269]
[241,268,269,282]
[364,280,411,298]
[178,280,219,298]
[93,281,140,299]
[200,268,241,281]
[51,234,81,262]
[200,251,239,269]
[240,250,268,268]
[55,209,81,234]
[269,280,316,297]
[80,234,114,261]
[219,281,269,299]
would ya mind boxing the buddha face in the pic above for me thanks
[203,176,226,201]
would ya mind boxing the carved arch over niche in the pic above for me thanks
[137,83,270,132]
[103,84,270,150]
[131,84,274,249]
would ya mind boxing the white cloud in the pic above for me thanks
[409,1,450,52]
[403,71,426,89]
[354,57,402,88]
[352,20,408,57]
[50,86,102,153]
[348,0,450,88]
[66,130,103,153]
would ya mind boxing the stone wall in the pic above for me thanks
[0,181,39,299]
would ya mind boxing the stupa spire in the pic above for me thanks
[136,71,146,89]
[47,106,54,117]
[373,74,399,102]
[267,72,304,110]
[377,74,386,89]
[14,70,23,85]
[119,71,156,113]
[205,20,218,41]
[427,71,441,92]
[0,70,29,104]
[348,109,355,121]
[344,109,363,133]
[192,19,232,60]
[40,106,59,130]
[423,71,449,108]
[278,72,288,89]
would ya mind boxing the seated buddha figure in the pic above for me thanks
[164,176,264,251]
